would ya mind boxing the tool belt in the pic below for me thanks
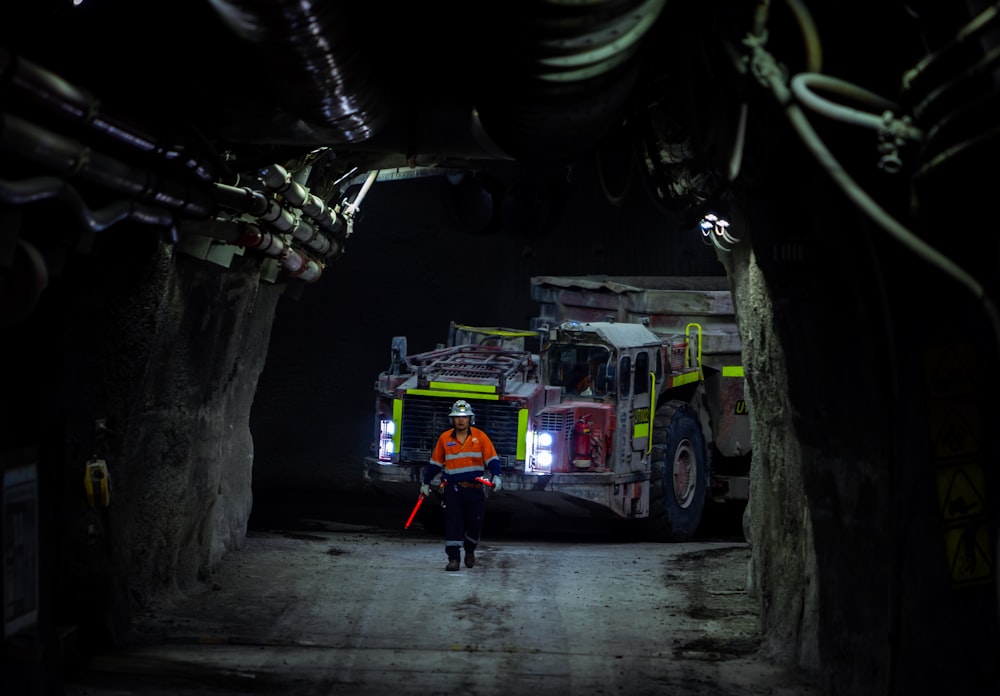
[454,480,484,489]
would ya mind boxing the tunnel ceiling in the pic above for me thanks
[0,0,975,299]
[0,2,862,219]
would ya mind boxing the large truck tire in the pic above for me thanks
[647,399,709,541]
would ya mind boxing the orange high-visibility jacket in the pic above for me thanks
[425,427,501,484]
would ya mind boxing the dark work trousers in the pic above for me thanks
[442,483,486,561]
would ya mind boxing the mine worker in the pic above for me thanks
[421,399,503,571]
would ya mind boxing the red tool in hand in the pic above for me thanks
[475,476,495,488]
[404,494,424,529]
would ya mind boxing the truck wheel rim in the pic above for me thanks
[672,438,697,508]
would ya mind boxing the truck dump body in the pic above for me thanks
[530,275,741,360]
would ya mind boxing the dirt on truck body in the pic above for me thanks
[363,276,749,540]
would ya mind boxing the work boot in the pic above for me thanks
[446,558,460,571]
[464,549,475,568]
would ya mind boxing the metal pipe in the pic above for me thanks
[177,219,322,282]
[256,163,344,240]
[210,183,270,217]
[343,169,378,217]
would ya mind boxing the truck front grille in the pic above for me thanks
[399,395,523,466]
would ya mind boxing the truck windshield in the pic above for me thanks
[549,346,612,396]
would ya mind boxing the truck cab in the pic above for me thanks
[528,320,667,475]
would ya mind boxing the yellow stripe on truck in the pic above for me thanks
[670,371,702,387]
[633,406,650,441]
[454,325,539,338]
[517,408,528,460]
[392,398,403,453]
[427,381,497,394]
[722,366,745,377]
[407,389,500,400]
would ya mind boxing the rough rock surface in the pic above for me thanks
[52,239,283,643]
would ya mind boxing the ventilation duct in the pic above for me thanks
[475,0,667,161]
[207,0,390,145]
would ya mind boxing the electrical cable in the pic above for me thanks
[727,102,749,182]
[595,139,635,206]
[790,73,923,140]
[751,44,1000,355]
[914,122,1000,180]
[910,44,1000,125]
[901,2,1000,99]
[781,0,823,72]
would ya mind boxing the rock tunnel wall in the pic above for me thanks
[722,242,821,672]
[22,236,284,643]
[721,164,1000,694]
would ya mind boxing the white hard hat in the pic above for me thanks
[448,399,475,417]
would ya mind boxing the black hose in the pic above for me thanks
[0,177,174,232]
[0,112,215,218]
[0,47,219,184]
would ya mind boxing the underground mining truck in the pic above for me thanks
[363,316,747,541]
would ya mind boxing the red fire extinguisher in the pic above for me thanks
[572,415,592,468]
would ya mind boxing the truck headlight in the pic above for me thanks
[528,429,555,471]
[378,419,396,461]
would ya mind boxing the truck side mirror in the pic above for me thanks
[389,336,408,375]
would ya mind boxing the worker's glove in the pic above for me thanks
[491,475,502,492]
[420,483,431,497]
